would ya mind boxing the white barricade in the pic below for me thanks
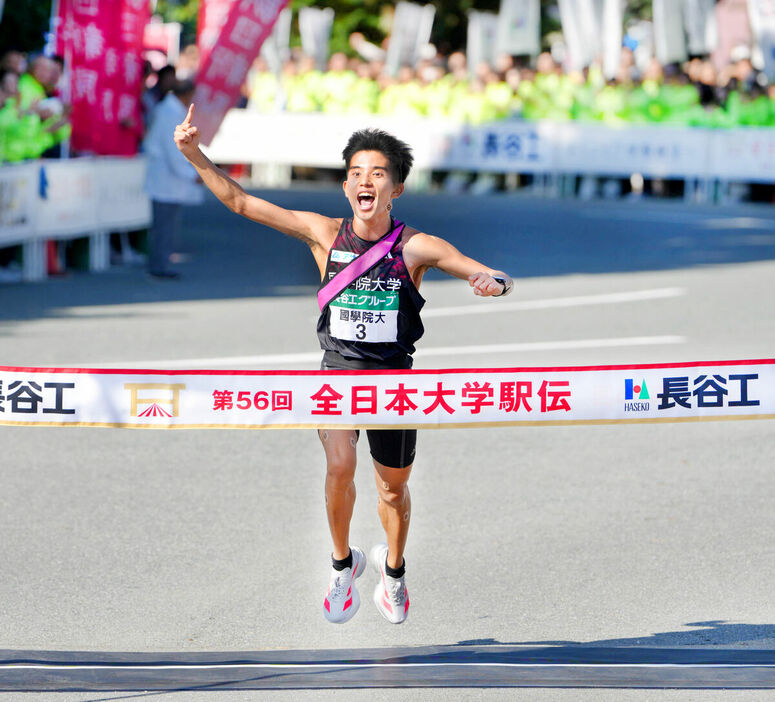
[551,123,712,179]
[0,162,37,247]
[436,121,553,173]
[202,110,463,171]
[709,128,775,183]
[96,157,153,231]
[0,156,151,281]
[36,159,101,238]
[204,110,775,185]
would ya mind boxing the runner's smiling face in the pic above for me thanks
[343,150,403,225]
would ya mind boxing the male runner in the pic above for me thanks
[174,106,513,625]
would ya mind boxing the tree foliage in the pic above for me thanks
[154,0,200,46]
[150,0,656,57]
[289,0,389,54]
[0,0,52,54]
[624,0,652,24]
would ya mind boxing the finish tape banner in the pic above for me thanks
[0,361,772,430]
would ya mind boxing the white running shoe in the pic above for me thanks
[323,546,366,624]
[370,543,409,624]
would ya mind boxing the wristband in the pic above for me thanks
[492,275,513,297]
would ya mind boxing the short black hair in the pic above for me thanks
[342,128,413,184]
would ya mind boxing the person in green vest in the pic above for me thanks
[348,61,380,114]
[724,84,772,127]
[591,79,628,125]
[0,75,12,162]
[483,74,514,120]
[18,55,70,157]
[248,56,280,113]
[283,57,319,113]
[17,55,52,108]
[377,66,425,118]
[458,78,498,124]
[503,67,524,118]
[321,52,358,114]
[516,68,539,120]
[0,67,45,161]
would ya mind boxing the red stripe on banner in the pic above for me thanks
[1,359,774,376]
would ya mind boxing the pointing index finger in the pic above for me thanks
[184,103,195,125]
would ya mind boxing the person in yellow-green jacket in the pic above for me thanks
[17,56,49,107]
[18,55,71,157]
[248,56,280,113]
[320,53,358,114]
[377,66,425,118]
[284,57,323,112]
[348,61,380,114]
[0,75,15,162]
[0,67,47,161]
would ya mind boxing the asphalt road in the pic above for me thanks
[1,187,774,701]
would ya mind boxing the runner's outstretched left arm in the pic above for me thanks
[405,233,514,297]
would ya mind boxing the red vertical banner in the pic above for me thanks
[197,0,236,72]
[57,0,150,155]
[194,0,290,145]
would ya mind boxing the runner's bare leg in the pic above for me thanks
[373,460,413,569]
[319,429,358,560]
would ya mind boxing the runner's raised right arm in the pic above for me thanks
[173,103,337,249]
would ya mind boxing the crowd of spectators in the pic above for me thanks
[0,50,71,163]
[242,43,775,128]
[2,36,774,169]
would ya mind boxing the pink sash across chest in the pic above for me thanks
[317,221,405,312]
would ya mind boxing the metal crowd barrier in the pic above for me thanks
[0,156,151,282]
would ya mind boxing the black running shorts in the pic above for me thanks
[320,351,417,469]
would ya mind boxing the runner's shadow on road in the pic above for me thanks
[3,623,775,699]
[458,620,775,648]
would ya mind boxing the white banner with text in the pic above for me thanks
[0,360,772,430]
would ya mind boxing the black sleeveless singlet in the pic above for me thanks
[317,218,425,368]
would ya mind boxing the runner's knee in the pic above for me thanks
[325,453,356,483]
[319,430,358,481]
[377,479,409,508]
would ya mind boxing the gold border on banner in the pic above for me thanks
[1,414,773,430]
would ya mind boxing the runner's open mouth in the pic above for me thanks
[358,193,375,207]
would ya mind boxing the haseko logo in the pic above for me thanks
[624,378,650,412]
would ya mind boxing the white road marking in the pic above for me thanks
[578,209,707,224]
[91,335,685,369]
[721,234,775,246]
[701,217,775,231]
[413,336,686,359]
[578,209,774,229]
[422,287,686,318]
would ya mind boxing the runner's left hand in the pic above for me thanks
[468,272,511,297]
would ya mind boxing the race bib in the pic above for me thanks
[329,289,399,342]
